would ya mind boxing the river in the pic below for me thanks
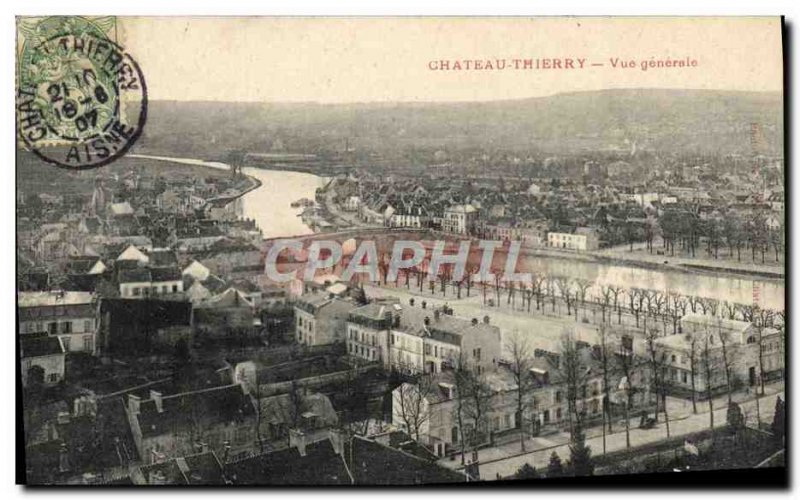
[128,154,785,311]
[128,154,327,238]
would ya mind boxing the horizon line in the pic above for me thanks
[144,87,783,106]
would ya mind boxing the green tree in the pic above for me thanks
[726,402,745,435]
[513,463,540,480]
[547,451,564,478]
[771,396,785,443]
[568,421,594,476]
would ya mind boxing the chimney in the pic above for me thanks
[438,382,454,400]
[289,429,307,456]
[128,394,141,416]
[149,470,167,485]
[328,428,345,456]
[59,443,70,473]
[421,300,427,309]
[150,390,163,413]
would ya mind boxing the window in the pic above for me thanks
[555,390,563,403]
[671,354,677,363]
[133,287,140,297]
[172,285,179,293]
[556,408,562,420]
[299,317,303,327]
[48,373,59,383]
[84,320,92,332]
[83,336,93,352]
[62,337,71,350]
[60,321,72,334]
[162,285,168,294]
[48,322,58,335]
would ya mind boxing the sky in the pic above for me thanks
[118,17,783,103]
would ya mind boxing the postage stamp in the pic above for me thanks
[16,16,147,170]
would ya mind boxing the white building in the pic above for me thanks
[547,228,599,251]
[118,268,184,299]
[294,292,355,347]
[20,336,66,387]
[18,291,98,354]
[346,301,502,375]
[442,205,478,235]
[344,196,361,211]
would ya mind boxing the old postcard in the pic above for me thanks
[16,16,785,486]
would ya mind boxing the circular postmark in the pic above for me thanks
[17,30,147,170]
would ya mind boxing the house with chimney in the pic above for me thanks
[193,288,257,337]
[223,430,463,485]
[126,382,259,464]
[654,313,783,395]
[20,336,66,387]
[131,451,227,485]
[18,291,98,354]
[392,342,649,458]
[294,292,356,347]
[347,300,502,375]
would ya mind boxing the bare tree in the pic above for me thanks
[451,351,472,465]
[599,286,614,324]
[688,334,699,414]
[546,275,558,313]
[615,347,636,449]
[462,368,492,462]
[701,331,717,438]
[574,278,593,321]
[394,373,435,442]
[556,277,574,317]
[506,332,535,452]
[597,323,616,454]
[608,286,624,324]
[560,329,588,439]
[532,274,546,312]
[668,293,684,335]
[644,328,663,423]
[716,319,735,405]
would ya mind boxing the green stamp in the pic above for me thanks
[16,16,147,170]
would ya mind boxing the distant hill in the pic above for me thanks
[133,89,783,159]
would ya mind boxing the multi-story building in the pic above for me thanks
[391,344,643,458]
[442,205,478,235]
[18,291,98,354]
[655,313,782,395]
[347,300,502,375]
[118,268,184,299]
[294,292,356,347]
[20,336,66,387]
[126,383,259,464]
[546,227,599,251]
